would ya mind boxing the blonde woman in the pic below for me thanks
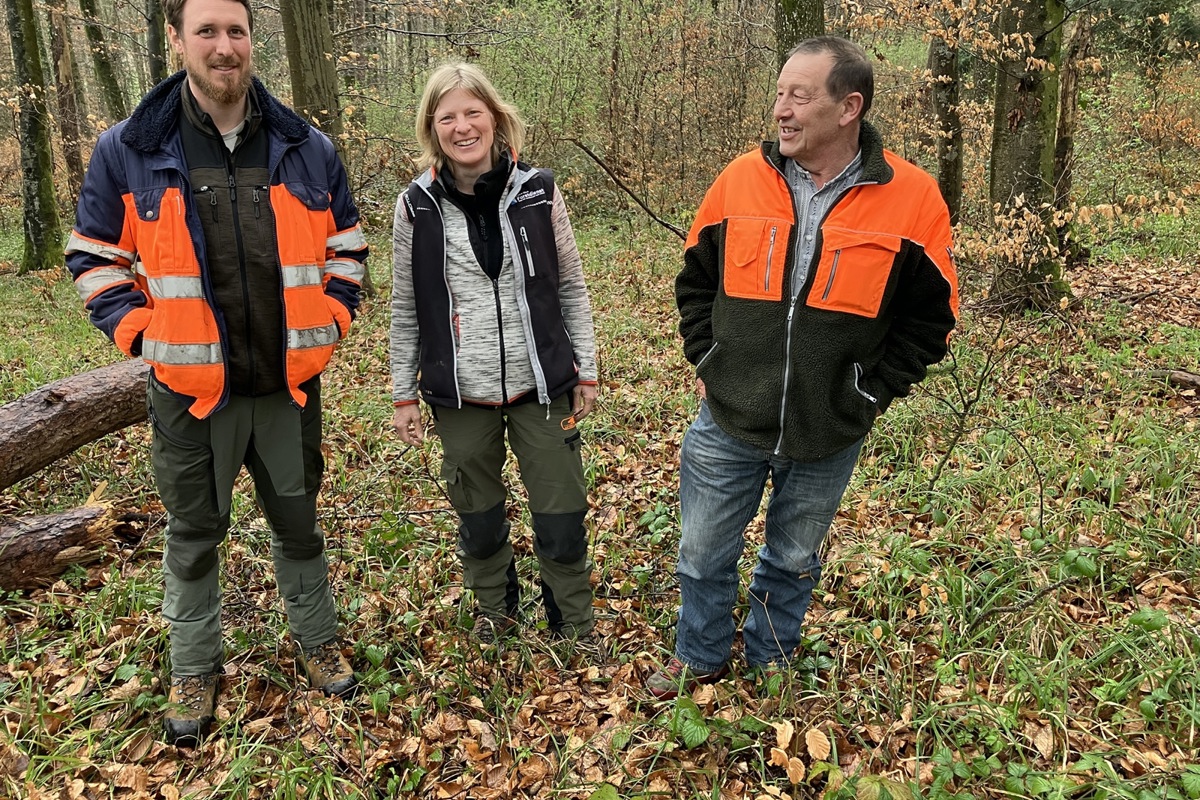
[390,63,599,646]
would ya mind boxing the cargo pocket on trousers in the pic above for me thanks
[440,459,470,510]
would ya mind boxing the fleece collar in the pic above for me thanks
[120,70,310,154]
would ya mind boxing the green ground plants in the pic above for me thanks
[0,216,1198,799]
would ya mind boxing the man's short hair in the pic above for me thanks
[787,36,874,119]
[415,62,527,173]
[163,0,254,33]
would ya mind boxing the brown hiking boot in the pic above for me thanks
[645,657,729,701]
[163,673,219,746]
[472,614,517,646]
[297,641,357,697]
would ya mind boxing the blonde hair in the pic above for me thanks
[415,62,526,173]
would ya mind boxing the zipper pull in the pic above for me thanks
[227,175,236,202]
[520,227,534,277]
[253,186,263,219]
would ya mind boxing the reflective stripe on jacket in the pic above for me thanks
[66,71,367,419]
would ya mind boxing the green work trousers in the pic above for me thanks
[148,375,339,676]
[434,393,594,635]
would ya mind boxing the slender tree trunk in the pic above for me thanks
[146,0,168,85]
[988,0,1070,309]
[775,0,824,69]
[6,0,64,275]
[78,0,128,121]
[49,2,85,199]
[928,35,963,225]
[1054,11,1094,253]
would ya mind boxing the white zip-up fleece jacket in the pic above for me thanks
[391,174,597,406]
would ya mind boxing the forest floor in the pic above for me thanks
[0,220,1198,800]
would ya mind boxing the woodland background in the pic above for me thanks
[0,0,1199,798]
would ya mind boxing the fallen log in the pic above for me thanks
[0,359,149,491]
[0,505,143,590]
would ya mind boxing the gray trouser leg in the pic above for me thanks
[459,539,517,618]
[162,552,223,675]
[272,542,338,649]
[535,548,594,635]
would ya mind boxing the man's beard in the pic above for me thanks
[191,60,252,106]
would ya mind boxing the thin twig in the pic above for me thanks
[568,139,687,241]
[970,575,1083,629]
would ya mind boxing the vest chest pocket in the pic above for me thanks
[806,227,901,318]
[722,217,790,301]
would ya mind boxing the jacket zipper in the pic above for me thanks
[520,226,535,277]
[492,278,508,404]
[822,250,841,300]
[764,226,777,291]
[853,362,878,404]
[223,157,256,393]
[774,300,798,454]
[500,169,549,404]
[252,185,268,219]
[194,186,218,222]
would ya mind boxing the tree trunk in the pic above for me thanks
[5,0,64,276]
[280,0,344,142]
[49,2,85,199]
[0,506,141,590]
[775,0,824,69]
[146,0,168,85]
[928,34,962,225]
[1054,11,1094,254]
[988,0,1070,310]
[0,360,150,492]
[78,0,128,120]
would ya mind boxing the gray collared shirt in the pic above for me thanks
[784,152,864,299]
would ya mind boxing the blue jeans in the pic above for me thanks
[674,402,863,672]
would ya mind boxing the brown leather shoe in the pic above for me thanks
[297,641,357,697]
[163,673,219,746]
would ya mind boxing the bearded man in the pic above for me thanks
[66,0,368,744]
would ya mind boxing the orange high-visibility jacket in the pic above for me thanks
[66,72,367,419]
[677,123,958,461]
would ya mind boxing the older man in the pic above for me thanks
[66,0,368,742]
[648,36,958,699]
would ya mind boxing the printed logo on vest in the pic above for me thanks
[515,188,546,203]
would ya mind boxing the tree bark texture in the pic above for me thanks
[0,360,150,492]
[775,0,824,69]
[1054,12,1094,217]
[988,0,1070,309]
[146,0,168,85]
[49,3,85,199]
[0,506,138,590]
[928,35,963,225]
[280,0,345,143]
[78,0,128,120]
[989,0,1064,208]
[5,0,64,276]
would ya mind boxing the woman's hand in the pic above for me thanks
[393,405,424,445]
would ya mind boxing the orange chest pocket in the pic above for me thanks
[722,217,792,301]
[806,227,902,318]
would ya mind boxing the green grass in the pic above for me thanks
[1,219,1199,799]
